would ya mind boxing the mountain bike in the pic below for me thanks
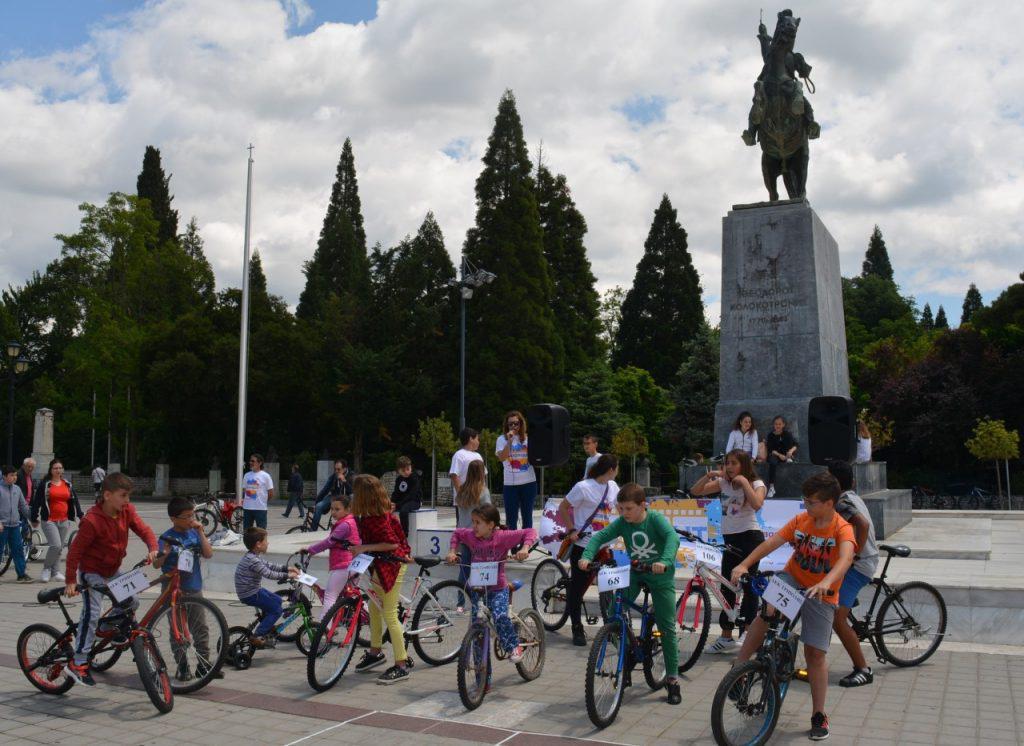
[306,553,471,691]
[584,559,668,729]
[529,542,613,631]
[455,560,546,710]
[17,559,174,713]
[285,507,335,534]
[847,543,946,666]
[193,493,243,538]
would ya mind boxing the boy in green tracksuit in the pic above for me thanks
[579,482,681,705]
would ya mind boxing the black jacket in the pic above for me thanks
[30,478,84,523]
[15,469,34,505]
[392,473,422,509]
[287,472,303,494]
[315,473,352,502]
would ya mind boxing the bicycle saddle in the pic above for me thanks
[37,587,64,604]
[415,557,442,569]
[879,544,911,558]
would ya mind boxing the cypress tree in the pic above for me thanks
[961,283,983,324]
[613,194,704,386]
[536,165,602,372]
[462,90,564,426]
[179,217,216,303]
[920,303,934,330]
[136,146,179,246]
[862,225,895,282]
[297,138,370,320]
[934,305,949,330]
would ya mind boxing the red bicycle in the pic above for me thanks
[194,493,243,537]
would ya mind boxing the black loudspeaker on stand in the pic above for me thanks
[526,404,570,467]
[807,396,856,465]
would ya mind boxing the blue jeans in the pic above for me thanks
[241,588,283,637]
[502,481,538,529]
[471,587,518,653]
[282,492,305,518]
[1,525,26,578]
[243,509,267,531]
[310,496,332,530]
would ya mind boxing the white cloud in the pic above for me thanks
[0,0,1022,322]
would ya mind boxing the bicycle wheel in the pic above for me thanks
[17,623,76,695]
[642,627,667,690]
[676,582,712,673]
[0,540,10,576]
[275,589,310,643]
[132,634,174,713]
[147,597,228,694]
[874,581,947,667]
[229,506,245,533]
[285,524,307,535]
[530,558,569,631]
[411,579,472,665]
[456,625,490,710]
[307,597,360,692]
[195,508,219,538]
[513,608,545,681]
[89,639,124,672]
[958,493,981,510]
[710,660,780,746]
[29,529,45,561]
[226,626,254,670]
[585,622,625,729]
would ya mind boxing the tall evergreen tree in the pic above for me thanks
[862,225,894,282]
[297,138,370,320]
[536,165,602,372]
[179,217,216,303]
[136,146,179,246]
[462,90,564,425]
[961,283,983,324]
[934,305,949,330]
[613,194,703,386]
[920,302,934,330]
[665,325,719,457]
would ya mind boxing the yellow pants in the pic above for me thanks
[369,563,407,663]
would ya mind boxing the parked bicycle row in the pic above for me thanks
[13,460,946,745]
[910,484,1020,510]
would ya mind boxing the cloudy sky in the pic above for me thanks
[1,0,1021,324]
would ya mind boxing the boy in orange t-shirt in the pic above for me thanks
[730,471,856,741]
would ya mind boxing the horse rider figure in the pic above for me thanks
[742,9,820,147]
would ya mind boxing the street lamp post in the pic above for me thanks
[5,341,29,465]
[449,259,496,431]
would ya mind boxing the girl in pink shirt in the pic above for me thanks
[303,494,361,620]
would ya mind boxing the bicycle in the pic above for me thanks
[285,506,335,535]
[17,559,175,713]
[193,493,243,538]
[306,551,471,691]
[0,522,37,575]
[529,541,613,632]
[60,538,229,693]
[455,558,546,710]
[674,529,750,672]
[710,570,807,746]
[583,558,668,729]
[910,485,952,510]
[846,543,946,667]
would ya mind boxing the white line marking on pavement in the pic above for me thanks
[494,732,521,745]
[280,710,378,746]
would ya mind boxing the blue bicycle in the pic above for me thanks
[583,559,667,728]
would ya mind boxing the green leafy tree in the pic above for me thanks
[613,194,704,386]
[564,360,625,475]
[598,286,625,362]
[612,425,648,482]
[413,414,459,505]
[536,165,602,371]
[920,303,934,330]
[934,305,949,330]
[862,225,894,282]
[965,418,1019,500]
[971,272,1024,351]
[665,325,720,458]
[136,146,179,247]
[961,283,984,325]
[612,365,672,471]
[179,217,216,304]
[462,90,564,424]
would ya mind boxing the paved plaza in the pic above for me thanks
[1,504,1022,745]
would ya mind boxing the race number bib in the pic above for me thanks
[694,544,723,569]
[348,553,374,575]
[295,572,318,587]
[108,569,150,602]
[597,564,630,593]
[469,562,499,586]
[763,575,805,621]
[176,551,194,573]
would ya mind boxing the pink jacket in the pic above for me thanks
[308,513,360,571]
[450,527,536,590]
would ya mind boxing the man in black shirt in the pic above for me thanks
[392,456,422,538]
[765,415,798,497]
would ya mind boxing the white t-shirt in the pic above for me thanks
[91,467,106,483]
[837,490,879,577]
[495,435,537,486]
[565,478,619,548]
[449,448,484,487]
[584,453,602,478]
[242,470,274,511]
[725,429,759,460]
[856,436,872,463]
[717,477,765,535]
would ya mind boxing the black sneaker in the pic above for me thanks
[838,668,873,688]
[16,574,32,583]
[571,626,587,646]
[810,711,829,740]
[376,664,410,685]
[176,661,193,681]
[666,680,681,705]
[355,650,386,672]
[66,662,95,686]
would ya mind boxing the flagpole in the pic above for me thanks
[235,144,254,504]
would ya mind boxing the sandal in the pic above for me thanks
[839,668,873,687]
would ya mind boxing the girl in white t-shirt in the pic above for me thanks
[724,411,759,461]
[239,453,275,531]
[557,454,619,646]
[689,448,766,653]
[495,410,538,530]
[855,420,872,463]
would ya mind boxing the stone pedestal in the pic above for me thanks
[108,462,121,474]
[30,408,55,480]
[316,460,332,497]
[264,462,280,495]
[209,469,222,494]
[714,200,849,451]
[154,464,170,496]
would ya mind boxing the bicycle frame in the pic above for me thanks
[846,551,903,661]
[595,585,657,675]
[687,563,743,624]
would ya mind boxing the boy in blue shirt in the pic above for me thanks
[157,497,222,681]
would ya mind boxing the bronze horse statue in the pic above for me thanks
[742,10,820,201]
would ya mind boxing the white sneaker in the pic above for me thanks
[706,636,739,654]
[53,572,66,582]
[40,568,52,583]
[767,485,776,498]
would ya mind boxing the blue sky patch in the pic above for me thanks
[615,95,668,127]
[611,154,640,172]
[442,137,473,162]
